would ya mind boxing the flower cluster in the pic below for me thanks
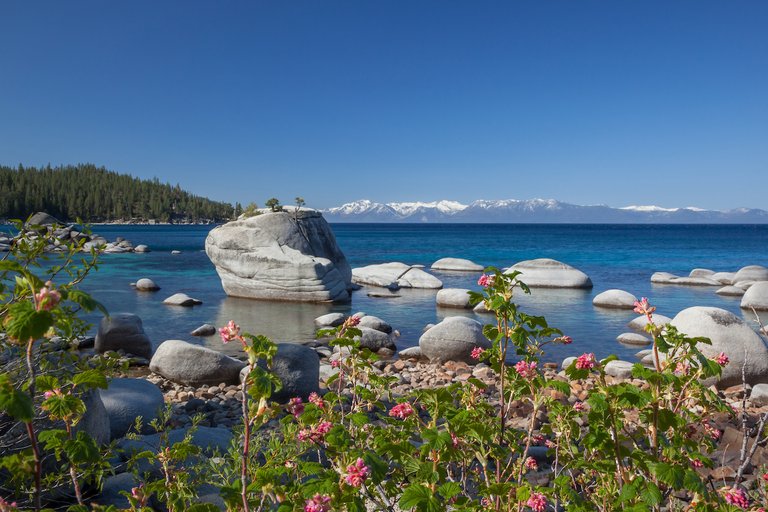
[722,486,749,509]
[308,392,325,409]
[553,335,573,345]
[575,353,597,370]
[633,297,656,317]
[34,281,61,311]
[343,458,370,487]
[714,352,729,367]
[524,456,538,471]
[471,346,485,360]
[298,421,333,443]
[514,360,538,380]
[304,494,331,512]
[526,491,548,512]
[287,397,305,418]
[389,402,415,420]
[219,320,241,343]
[477,274,494,288]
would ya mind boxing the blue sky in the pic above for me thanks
[1,1,766,210]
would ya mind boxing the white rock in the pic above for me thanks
[741,281,768,311]
[716,285,745,297]
[431,257,484,272]
[436,288,473,309]
[398,346,423,359]
[667,276,721,286]
[150,339,246,386]
[628,314,672,332]
[352,262,443,289]
[135,278,160,291]
[651,272,678,284]
[617,332,651,346]
[734,265,768,283]
[750,383,768,406]
[314,313,346,328]
[605,360,634,379]
[506,258,592,288]
[689,268,715,278]
[592,289,637,309]
[562,356,576,369]
[711,272,737,285]
[162,293,202,307]
[134,244,150,253]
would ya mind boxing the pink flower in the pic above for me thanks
[477,274,494,288]
[675,361,690,376]
[524,456,538,471]
[544,439,556,449]
[130,484,148,506]
[35,282,61,311]
[344,315,361,328]
[573,401,585,412]
[762,472,768,482]
[308,392,325,409]
[715,352,729,367]
[471,347,485,360]
[219,320,240,343]
[304,494,331,512]
[451,431,460,448]
[526,491,547,512]
[722,486,749,509]
[575,353,597,370]
[287,397,304,418]
[531,434,545,446]
[555,335,573,345]
[344,458,370,487]
[633,297,656,316]
[515,360,538,379]
[331,359,341,368]
[389,402,415,420]
[689,458,703,468]
[704,422,722,441]
[298,421,333,443]
[0,496,18,511]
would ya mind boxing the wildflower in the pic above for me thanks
[331,359,341,368]
[531,434,545,445]
[689,458,703,468]
[451,431,460,448]
[219,320,240,343]
[308,392,325,409]
[287,397,304,418]
[633,297,656,316]
[524,456,538,471]
[0,496,18,511]
[514,360,538,379]
[304,494,331,512]
[573,401,585,412]
[722,486,749,509]
[298,421,333,443]
[389,402,415,420]
[43,389,60,399]
[344,458,370,487]
[526,491,548,512]
[471,346,485,360]
[554,335,573,345]
[575,353,597,370]
[544,439,556,449]
[344,315,361,328]
[714,352,729,367]
[703,422,722,441]
[675,361,690,376]
[477,274,494,288]
[762,472,768,482]
[35,282,61,311]
[130,484,148,507]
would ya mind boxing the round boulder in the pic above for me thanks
[352,262,443,289]
[741,281,768,311]
[163,293,203,306]
[628,314,672,332]
[436,288,473,309]
[134,244,150,253]
[616,332,651,346]
[95,313,152,359]
[135,278,160,291]
[419,317,491,364]
[355,327,396,351]
[100,378,164,440]
[191,324,217,336]
[431,257,484,272]
[689,268,715,278]
[651,272,678,284]
[592,289,637,309]
[671,306,768,387]
[505,259,592,288]
[150,339,246,386]
[734,265,768,283]
[711,272,737,285]
[716,285,745,297]
[604,360,634,379]
[357,315,393,334]
[314,313,346,329]
[248,343,320,403]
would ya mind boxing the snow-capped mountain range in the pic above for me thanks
[322,199,768,223]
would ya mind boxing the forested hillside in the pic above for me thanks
[0,164,234,222]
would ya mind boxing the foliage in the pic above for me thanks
[0,164,234,222]
[264,198,282,213]
[240,203,261,219]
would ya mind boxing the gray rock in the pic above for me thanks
[741,281,768,311]
[134,244,150,253]
[651,272,678,284]
[419,317,491,364]
[352,262,443,289]
[83,237,107,251]
[717,285,746,297]
[734,265,768,283]
[205,210,352,302]
[669,276,721,286]
[95,313,152,359]
[100,378,164,440]
[135,278,160,291]
[150,339,246,386]
[617,332,652,346]
[605,360,634,379]
[473,302,492,314]
[689,268,715,278]
[635,349,652,360]
[191,323,217,336]
[314,312,346,328]
[355,327,396,352]
[398,346,423,359]
[245,343,320,402]
[79,390,111,446]
[171,250,181,255]
[98,473,139,508]
[592,289,637,309]
[505,258,592,288]
[711,271,737,285]
[431,257,484,272]
[26,211,62,227]
[562,356,576,369]
[671,306,768,387]
[751,383,768,406]
[736,280,757,290]
[436,288,473,309]
[162,293,202,306]
[628,314,672,332]
[357,315,393,334]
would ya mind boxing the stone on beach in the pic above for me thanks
[355,327,397,352]
[134,278,160,291]
[592,289,637,309]
[430,257,484,272]
[352,262,443,289]
[436,288,473,309]
[741,281,768,311]
[671,306,768,387]
[419,316,491,364]
[734,265,768,283]
[616,332,651,346]
[162,292,203,306]
[505,258,592,288]
[100,378,164,439]
[205,209,352,302]
[95,313,152,359]
[190,323,217,336]
[604,360,635,379]
[150,339,246,386]
[251,343,320,402]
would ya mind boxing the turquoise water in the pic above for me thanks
[70,224,768,364]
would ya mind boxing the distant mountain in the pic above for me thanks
[323,199,768,223]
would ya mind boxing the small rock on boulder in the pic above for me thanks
[741,281,768,311]
[191,324,217,336]
[505,259,592,288]
[95,313,152,359]
[162,293,203,306]
[592,289,637,309]
[100,378,164,440]
[436,288,473,309]
[431,257,484,272]
[419,317,491,364]
[135,278,160,291]
[150,339,246,386]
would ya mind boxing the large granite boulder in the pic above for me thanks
[734,265,768,284]
[355,327,396,352]
[436,288,473,309]
[431,257,484,272]
[150,339,246,386]
[95,313,152,359]
[671,307,768,387]
[248,343,320,402]
[205,210,351,302]
[352,262,443,289]
[419,317,491,364]
[100,378,164,439]
[25,211,62,227]
[505,259,592,288]
[592,289,637,309]
[741,281,768,311]
[314,312,346,329]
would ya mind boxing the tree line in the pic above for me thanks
[0,164,235,223]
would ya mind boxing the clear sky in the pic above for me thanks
[1,1,766,210]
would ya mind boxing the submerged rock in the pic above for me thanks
[162,293,203,306]
[505,258,592,288]
[134,278,160,291]
[205,210,352,302]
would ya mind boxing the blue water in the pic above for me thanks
[66,224,768,364]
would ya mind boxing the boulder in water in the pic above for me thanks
[505,258,592,288]
[592,289,637,309]
[95,313,152,359]
[431,257,484,272]
[352,262,443,289]
[741,281,768,311]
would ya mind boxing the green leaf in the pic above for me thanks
[72,369,108,389]
[187,504,221,512]
[639,482,663,506]
[4,301,54,342]
[648,462,685,488]
[64,431,100,464]
[546,379,571,395]
[399,484,441,512]
[66,289,108,316]
[437,482,461,500]
[0,374,34,421]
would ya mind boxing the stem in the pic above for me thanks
[64,422,83,505]
[241,364,252,512]
[25,338,42,511]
